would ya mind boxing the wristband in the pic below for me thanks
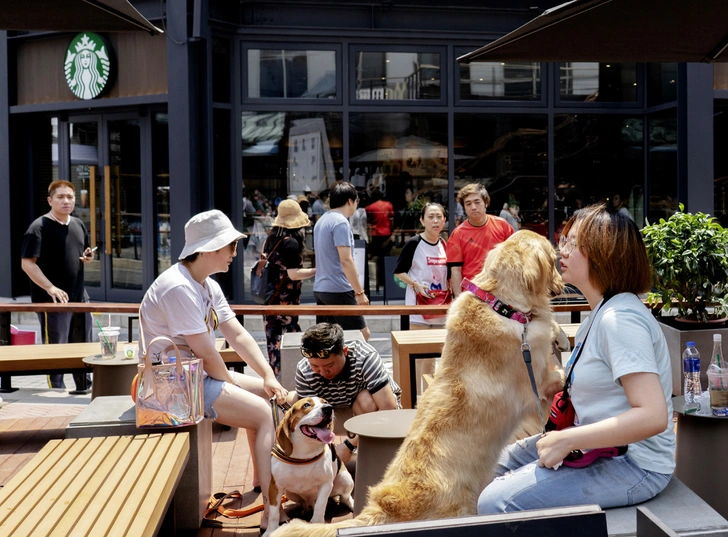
[343,439,357,452]
[355,290,365,296]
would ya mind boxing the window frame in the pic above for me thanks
[454,47,547,107]
[241,42,343,105]
[349,44,447,106]
[554,62,644,109]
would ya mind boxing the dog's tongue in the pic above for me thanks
[312,427,336,444]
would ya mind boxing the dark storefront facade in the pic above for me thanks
[0,1,723,304]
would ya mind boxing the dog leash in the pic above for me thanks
[461,278,544,425]
[520,322,545,428]
[270,397,291,431]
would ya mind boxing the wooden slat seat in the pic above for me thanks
[0,433,189,537]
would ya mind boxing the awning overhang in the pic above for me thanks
[1,0,163,35]
[458,0,728,64]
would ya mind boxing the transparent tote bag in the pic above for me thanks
[135,317,204,428]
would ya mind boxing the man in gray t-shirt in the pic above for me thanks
[313,182,370,340]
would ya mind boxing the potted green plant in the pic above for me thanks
[641,204,728,394]
[642,204,728,322]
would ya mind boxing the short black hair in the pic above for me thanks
[328,182,358,209]
[301,323,345,356]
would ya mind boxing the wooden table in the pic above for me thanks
[391,324,580,409]
[0,339,245,392]
[344,409,417,515]
[82,352,139,400]
[0,433,189,537]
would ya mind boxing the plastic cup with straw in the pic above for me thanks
[95,318,115,357]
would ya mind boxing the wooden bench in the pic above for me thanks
[338,505,608,536]
[336,478,728,536]
[0,433,189,537]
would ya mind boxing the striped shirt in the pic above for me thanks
[295,340,402,408]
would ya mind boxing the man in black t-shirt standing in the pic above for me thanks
[21,180,94,391]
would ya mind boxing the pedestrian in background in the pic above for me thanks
[313,182,370,341]
[262,200,316,379]
[21,180,93,392]
[448,183,514,297]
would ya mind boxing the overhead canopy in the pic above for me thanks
[1,0,162,34]
[459,0,728,64]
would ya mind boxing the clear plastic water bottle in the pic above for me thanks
[169,356,176,382]
[682,341,702,406]
[708,334,728,417]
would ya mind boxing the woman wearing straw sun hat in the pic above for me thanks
[139,209,286,531]
[261,199,316,379]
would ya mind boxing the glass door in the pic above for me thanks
[69,119,101,293]
[75,114,148,302]
[107,118,144,297]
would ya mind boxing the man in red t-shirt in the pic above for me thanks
[447,183,514,297]
[365,189,395,290]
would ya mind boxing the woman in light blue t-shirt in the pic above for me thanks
[478,203,675,514]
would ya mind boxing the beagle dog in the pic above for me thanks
[263,397,354,536]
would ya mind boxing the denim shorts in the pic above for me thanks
[203,375,226,421]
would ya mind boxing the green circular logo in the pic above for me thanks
[64,33,111,100]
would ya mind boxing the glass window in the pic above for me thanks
[459,62,541,101]
[560,63,638,102]
[152,113,170,277]
[454,114,548,236]
[51,118,59,181]
[647,63,677,106]
[349,112,448,297]
[554,114,644,243]
[648,111,678,223]
[354,52,440,101]
[241,111,342,299]
[247,49,337,99]
[715,102,728,227]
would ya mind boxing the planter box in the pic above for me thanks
[658,318,728,396]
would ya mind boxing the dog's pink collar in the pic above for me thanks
[461,278,532,325]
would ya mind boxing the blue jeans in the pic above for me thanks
[477,434,672,514]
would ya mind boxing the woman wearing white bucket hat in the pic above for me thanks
[139,209,286,529]
[261,200,316,379]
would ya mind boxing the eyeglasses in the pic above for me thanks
[558,235,578,256]
[229,240,238,255]
[301,343,337,359]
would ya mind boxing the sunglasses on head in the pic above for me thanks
[301,343,337,359]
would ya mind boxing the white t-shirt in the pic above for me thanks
[139,263,235,358]
[393,235,448,326]
[568,292,675,474]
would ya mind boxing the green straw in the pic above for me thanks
[95,318,114,355]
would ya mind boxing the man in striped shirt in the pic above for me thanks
[293,323,401,462]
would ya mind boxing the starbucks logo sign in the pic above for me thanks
[64,33,112,100]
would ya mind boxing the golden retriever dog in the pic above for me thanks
[270,230,564,537]
[264,397,354,536]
